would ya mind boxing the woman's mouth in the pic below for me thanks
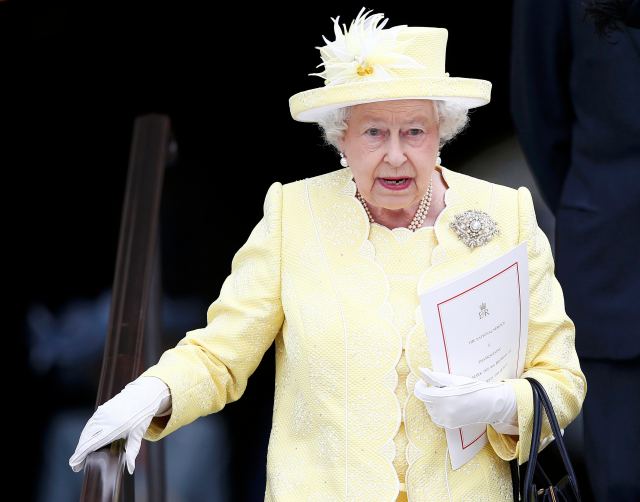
[378,177,412,190]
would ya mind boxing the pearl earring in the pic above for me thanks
[340,152,349,168]
[436,151,442,165]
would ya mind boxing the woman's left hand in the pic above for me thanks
[414,368,518,434]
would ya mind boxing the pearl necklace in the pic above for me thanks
[355,178,434,232]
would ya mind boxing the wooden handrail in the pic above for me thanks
[80,114,170,501]
[80,440,130,502]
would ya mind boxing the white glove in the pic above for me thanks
[414,367,518,434]
[69,376,171,474]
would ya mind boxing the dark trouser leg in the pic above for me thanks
[581,358,640,502]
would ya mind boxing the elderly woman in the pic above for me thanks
[70,9,585,501]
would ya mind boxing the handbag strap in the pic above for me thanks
[523,377,581,500]
[527,378,581,498]
[522,378,543,500]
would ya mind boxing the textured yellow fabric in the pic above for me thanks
[142,166,586,501]
[368,223,437,490]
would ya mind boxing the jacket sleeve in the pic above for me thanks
[511,0,573,212]
[142,181,284,440]
[487,186,586,464]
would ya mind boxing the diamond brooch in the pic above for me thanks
[449,210,499,248]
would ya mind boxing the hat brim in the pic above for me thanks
[289,77,491,123]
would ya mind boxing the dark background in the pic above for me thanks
[5,1,515,500]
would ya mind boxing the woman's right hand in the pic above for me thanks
[69,376,171,474]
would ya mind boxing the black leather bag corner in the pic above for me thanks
[510,377,581,501]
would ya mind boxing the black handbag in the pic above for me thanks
[510,377,581,501]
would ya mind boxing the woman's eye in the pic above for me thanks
[366,128,383,137]
[406,128,424,137]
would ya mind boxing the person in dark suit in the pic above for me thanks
[511,1,640,500]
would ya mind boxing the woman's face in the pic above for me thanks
[340,99,440,212]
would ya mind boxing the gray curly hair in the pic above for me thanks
[317,100,469,151]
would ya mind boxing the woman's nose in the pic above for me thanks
[384,134,407,167]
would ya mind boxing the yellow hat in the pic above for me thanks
[289,8,492,122]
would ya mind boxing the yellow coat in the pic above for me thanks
[143,166,586,501]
